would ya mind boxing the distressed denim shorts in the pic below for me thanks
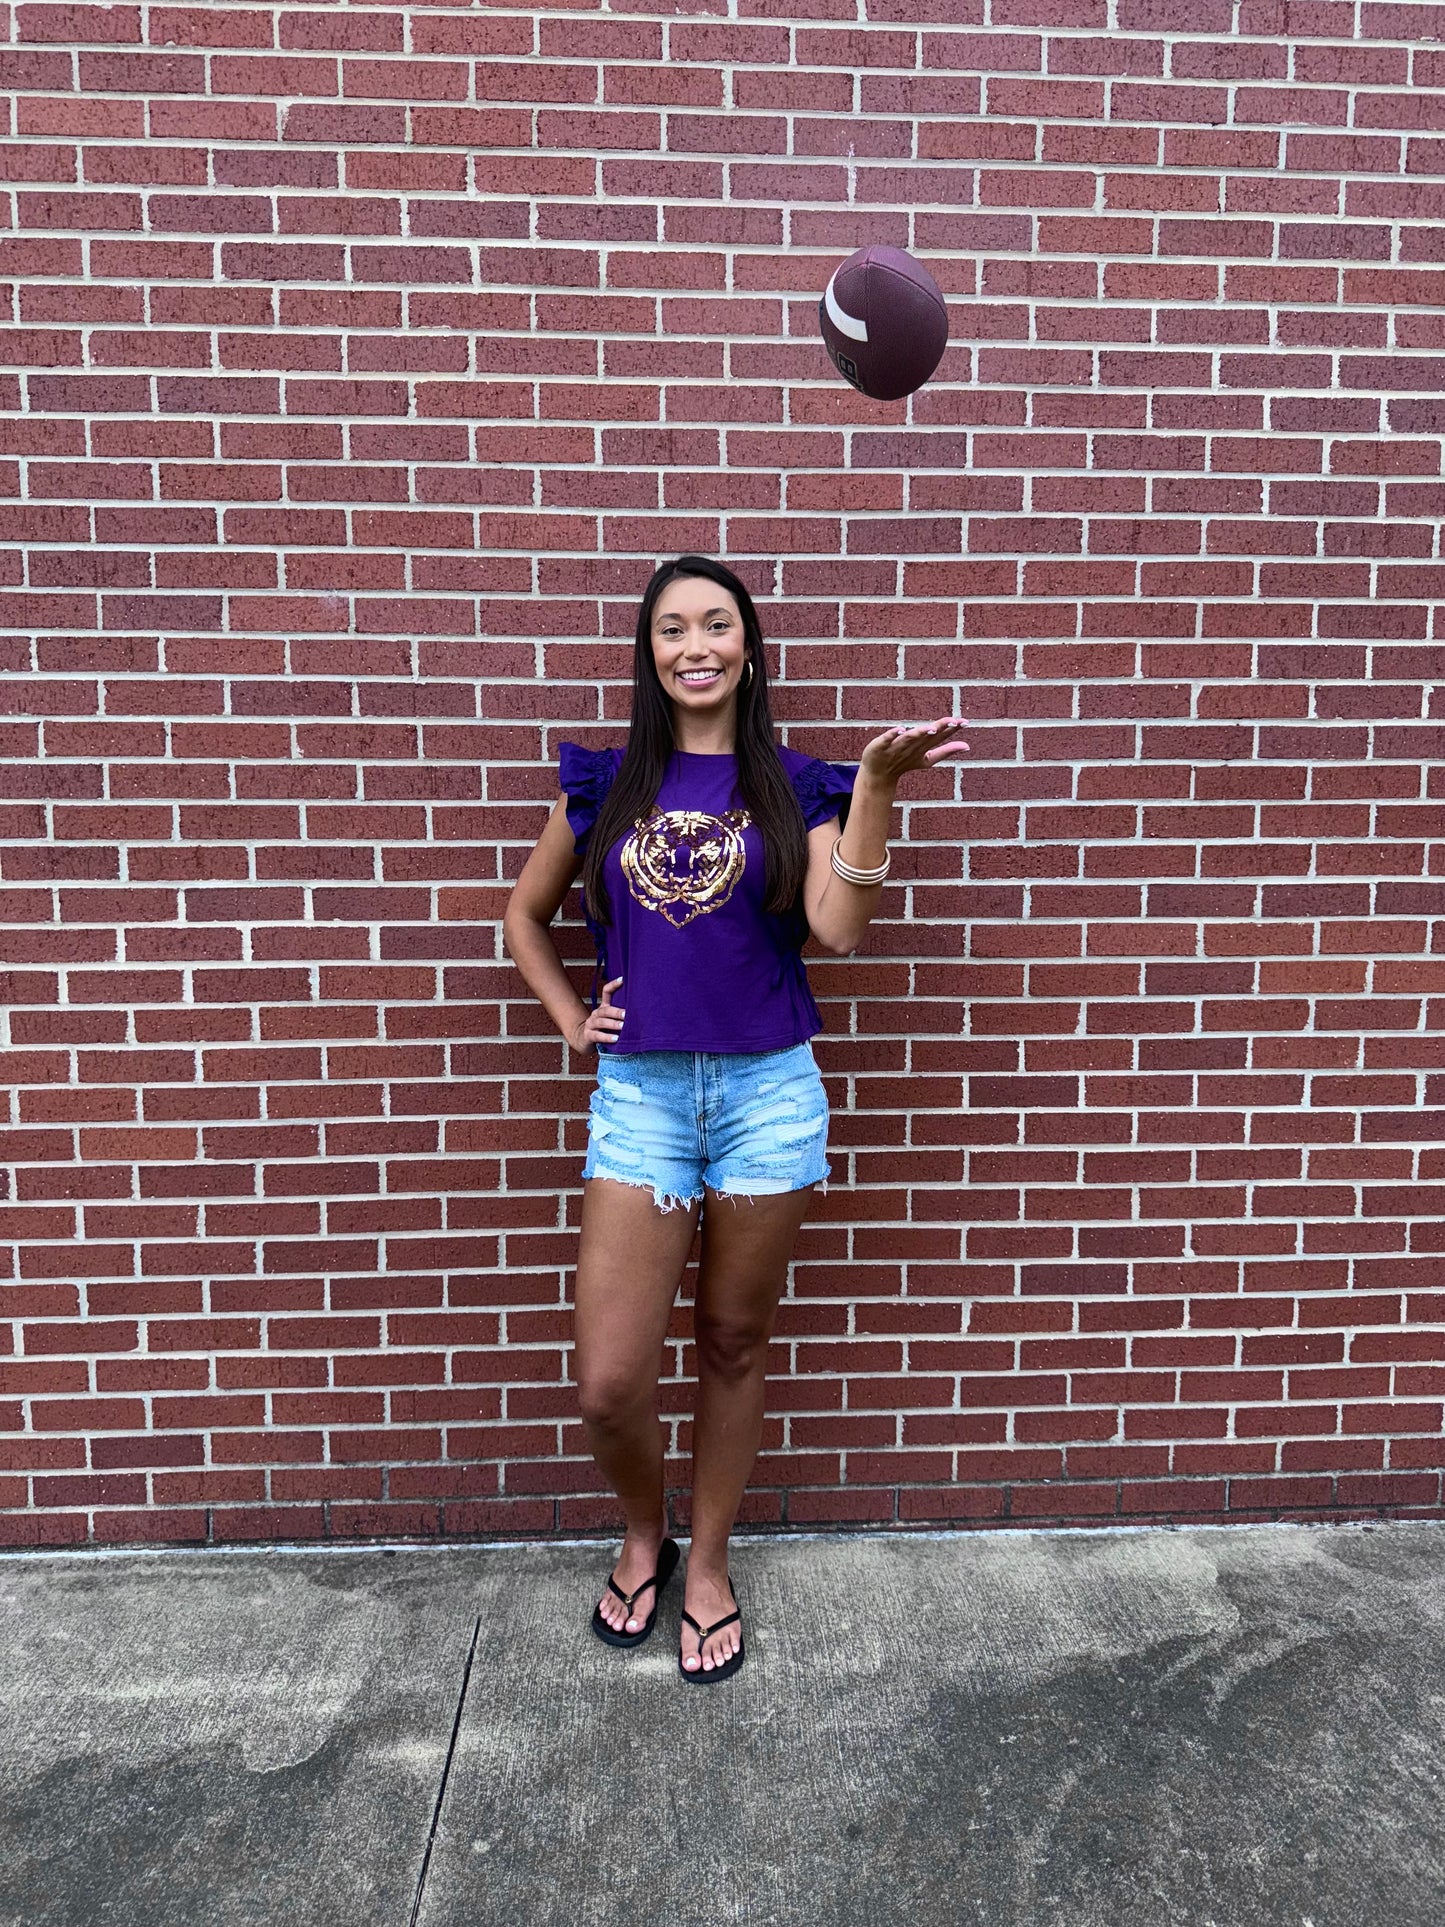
[581,1042,831,1213]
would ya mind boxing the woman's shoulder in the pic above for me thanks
[557,740,625,790]
[557,742,625,855]
[777,741,858,829]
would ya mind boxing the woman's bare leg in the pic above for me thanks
[683,1183,816,1673]
[574,1176,701,1633]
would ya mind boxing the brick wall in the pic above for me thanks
[3,0,1444,1549]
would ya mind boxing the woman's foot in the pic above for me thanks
[595,1520,669,1636]
[680,1566,740,1674]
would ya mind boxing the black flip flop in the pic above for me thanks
[591,1536,681,1648]
[679,1575,744,1685]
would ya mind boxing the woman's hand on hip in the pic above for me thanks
[858,716,971,788]
[570,975,625,1055]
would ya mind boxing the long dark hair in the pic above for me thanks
[580,554,809,929]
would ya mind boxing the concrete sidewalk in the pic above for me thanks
[3,1520,1442,1927]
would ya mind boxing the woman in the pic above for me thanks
[502,555,969,1683]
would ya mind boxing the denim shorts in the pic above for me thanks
[581,1042,831,1213]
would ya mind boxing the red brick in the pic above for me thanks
[0,1,1438,1547]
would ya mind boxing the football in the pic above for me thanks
[817,244,949,402]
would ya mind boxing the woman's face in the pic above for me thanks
[650,577,748,720]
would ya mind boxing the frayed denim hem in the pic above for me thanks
[583,1161,831,1213]
[709,1156,832,1202]
[583,1168,704,1216]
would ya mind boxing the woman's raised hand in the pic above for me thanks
[858,716,971,787]
[570,975,626,1055]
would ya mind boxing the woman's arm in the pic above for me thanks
[802,769,894,955]
[802,717,972,957]
[502,796,621,1055]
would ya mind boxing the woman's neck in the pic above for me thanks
[669,709,737,756]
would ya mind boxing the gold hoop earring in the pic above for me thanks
[742,658,754,687]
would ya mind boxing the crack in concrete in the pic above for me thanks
[408,1613,481,1927]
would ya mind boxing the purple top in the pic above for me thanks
[558,741,858,1055]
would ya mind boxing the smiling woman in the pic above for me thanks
[501,554,971,1687]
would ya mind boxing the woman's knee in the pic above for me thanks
[577,1370,656,1432]
[694,1317,770,1383]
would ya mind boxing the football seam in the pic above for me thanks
[868,261,949,320]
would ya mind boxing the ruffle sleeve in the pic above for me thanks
[790,755,858,832]
[557,741,621,856]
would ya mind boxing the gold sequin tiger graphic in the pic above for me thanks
[621,808,752,928]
